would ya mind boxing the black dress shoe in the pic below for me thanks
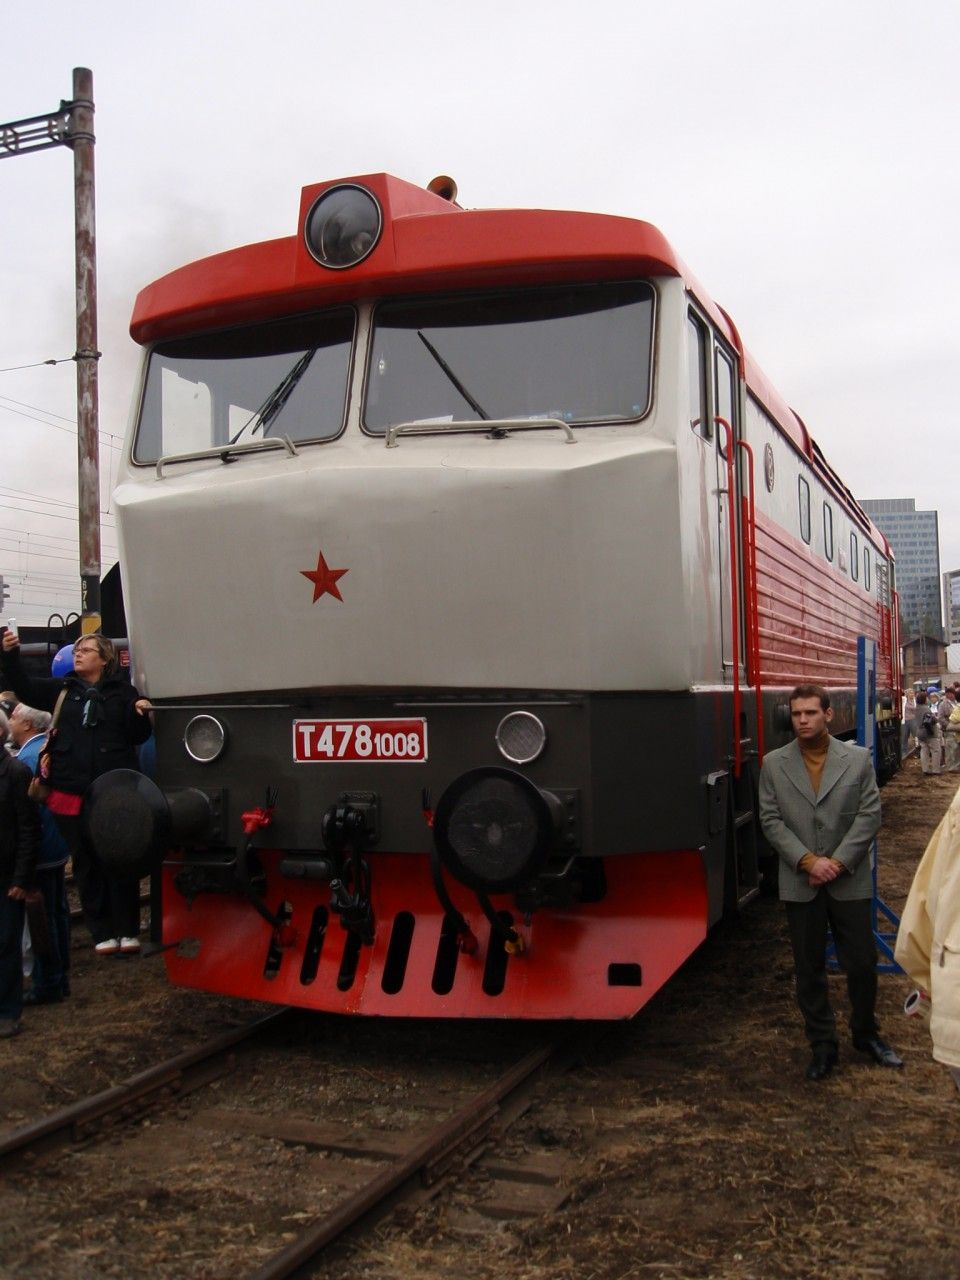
[853,1036,903,1068]
[805,1048,838,1081]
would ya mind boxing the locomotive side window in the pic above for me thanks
[798,475,811,544]
[850,531,859,581]
[134,310,355,463]
[863,546,871,591]
[364,283,654,434]
[687,313,710,439]
[823,503,834,561]
[714,346,736,444]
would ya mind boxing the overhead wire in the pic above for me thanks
[0,396,123,446]
[0,356,75,373]
[0,502,116,526]
[0,363,127,616]
[0,524,117,549]
[0,483,118,516]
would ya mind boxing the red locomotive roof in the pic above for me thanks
[130,172,685,345]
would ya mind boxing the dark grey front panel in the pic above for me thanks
[589,690,751,854]
[154,693,591,854]
[153,687,754,862]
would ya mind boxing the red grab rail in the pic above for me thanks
[715,417,742,777]
[736,439,764,761]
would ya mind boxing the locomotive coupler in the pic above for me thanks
[328,876,375,946]
[322,802,375,946]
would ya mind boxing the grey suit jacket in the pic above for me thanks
[758,736,880,903]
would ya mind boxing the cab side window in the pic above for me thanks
[687,313,711,440]
[798,476,811,544]
[714,347,736,443]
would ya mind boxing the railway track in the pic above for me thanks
[1,1011,579,1279]
[249,1036,573,1280]
[0,1009,291,1174]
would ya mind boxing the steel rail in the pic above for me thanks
[0,1009,291,1172]
[250,1037,567,1280]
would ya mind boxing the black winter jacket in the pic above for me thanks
[0,752,40,891]
[0,651,151,796]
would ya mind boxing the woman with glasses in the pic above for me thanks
[0,628,152,956]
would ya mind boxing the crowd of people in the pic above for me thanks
[912,682,960,775]
[0,629,152,1039]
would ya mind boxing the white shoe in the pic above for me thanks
[94,938,120,955]
[118,936,141,954]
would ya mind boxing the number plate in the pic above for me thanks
[293,718,428,763]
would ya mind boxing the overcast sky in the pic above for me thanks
[2,0,958,626]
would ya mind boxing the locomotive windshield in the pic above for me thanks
[364,282,654,433]
[134,310,354,463]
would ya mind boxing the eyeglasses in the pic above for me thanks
[73,644,100,656]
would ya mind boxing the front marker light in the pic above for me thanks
[184,714,227,764]
[495,711,547,765]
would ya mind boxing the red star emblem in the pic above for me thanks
[301,550,348,603]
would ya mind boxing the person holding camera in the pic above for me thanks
[0,629,152,956]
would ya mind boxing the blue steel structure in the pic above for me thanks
[828,637,902,973]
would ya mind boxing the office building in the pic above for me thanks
[945,568,960,646]
[859,498,942,640]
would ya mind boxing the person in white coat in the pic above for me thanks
[895,781,960,1093]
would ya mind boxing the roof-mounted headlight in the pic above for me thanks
[304,184,383,270]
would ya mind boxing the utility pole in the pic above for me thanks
[1,67,101,634]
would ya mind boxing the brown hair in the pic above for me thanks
[789,683,831,711]
[74,633,119,678]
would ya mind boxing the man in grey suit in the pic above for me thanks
[759,683,902,1081]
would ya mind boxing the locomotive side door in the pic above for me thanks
[690,310,759,910]
[688,307,745,681]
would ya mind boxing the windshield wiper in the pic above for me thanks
[229,349,316,444]
[416,331,490,421]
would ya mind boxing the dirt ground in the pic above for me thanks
[2,753,959,1280]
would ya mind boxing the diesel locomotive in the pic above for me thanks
[86,173,901,1018]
